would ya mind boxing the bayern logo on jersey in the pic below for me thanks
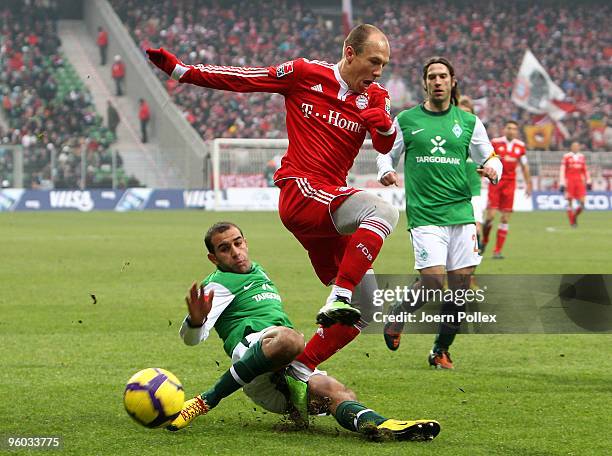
[355,95,369,110]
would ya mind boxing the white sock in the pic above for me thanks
[327,285,352,305]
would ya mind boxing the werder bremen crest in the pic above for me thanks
[452,123,463,138]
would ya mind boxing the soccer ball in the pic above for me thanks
[123,368,185,428]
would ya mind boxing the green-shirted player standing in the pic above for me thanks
[166,222,440,442]
[376,57,502,369]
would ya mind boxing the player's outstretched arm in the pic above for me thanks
[180,282,234,346]
[146,48,182,77]
[146,47,294,94]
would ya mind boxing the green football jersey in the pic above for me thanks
[466,158,481,196]
[201,262,293,356]
[396,104,479,228]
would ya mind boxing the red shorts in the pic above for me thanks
[277,178,360,285]
[566,179,586,200]
[487,179,516,211]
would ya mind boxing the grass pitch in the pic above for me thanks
[1,211,611,455]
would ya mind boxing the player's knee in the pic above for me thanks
[272,327,304,361]
[376,200,399,231]
[340,385,357,402]
[311,375,357,406]
[422,274,445,290]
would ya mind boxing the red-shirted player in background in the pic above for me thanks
[560,141,592,227]
[146,25,399,382]
[482,120,533,259]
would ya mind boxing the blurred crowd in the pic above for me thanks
[0,1,136,189]
[112,0,611,150]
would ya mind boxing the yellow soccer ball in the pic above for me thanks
[124,368,185,428]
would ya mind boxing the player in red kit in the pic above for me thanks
[146,24,399,381]
[482,120,532,259]
[560,141,591,227]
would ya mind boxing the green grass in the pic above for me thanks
[1,211,611,455]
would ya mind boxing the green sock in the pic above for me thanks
[433,300,460,352]
[334,400,387,433]
[433,332,455,353]
[202,340,273,408]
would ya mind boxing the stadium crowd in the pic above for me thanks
[112,0,610,151]
[0,1,137,189]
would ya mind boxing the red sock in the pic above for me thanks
[295,323,360,370]
[567,209,575,225]
[335,226,384,290]
[494,223,508,254]
[575,206,583,220]
[482,221,493,245]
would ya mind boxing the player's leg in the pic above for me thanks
[292,235,364,374]
[384,226,447,351]
[481,196,498,253]
[493,210,512,258]
[493,182,515,258]
[429,224,480,369]
[574,196,585,225]
[277,180,397,325]
[572,180,587,226]
[315,191,398,325]
[167,327,304,430]
[565,197,575,226]
[291,269,378,378]
[308,374,440,441]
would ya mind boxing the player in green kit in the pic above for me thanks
[376,57,502,368]
[167,222,440,441]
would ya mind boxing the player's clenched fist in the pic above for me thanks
[146,48,182,77]
[379,171,399,187]
[359,107,394,134]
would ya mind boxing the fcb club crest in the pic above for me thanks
[355,95,369,110]
[276,61,294,78]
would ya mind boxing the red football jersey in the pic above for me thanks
[177,58,392,186]
[561,152,588,182]
[491,136,526,182]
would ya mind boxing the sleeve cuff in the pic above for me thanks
[377,169,395,182]
[180,316,206,345]
[171,64,190,81]
[376,125,396,136]
[186,316,204,328]
[484,156,503,184]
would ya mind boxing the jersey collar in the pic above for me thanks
[420,103,452,116]
[333,63,351,101]
[503,136,518,146]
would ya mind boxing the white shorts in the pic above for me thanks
[471,195,484,224]
[410,224,482,271]
[231,327,325,414]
